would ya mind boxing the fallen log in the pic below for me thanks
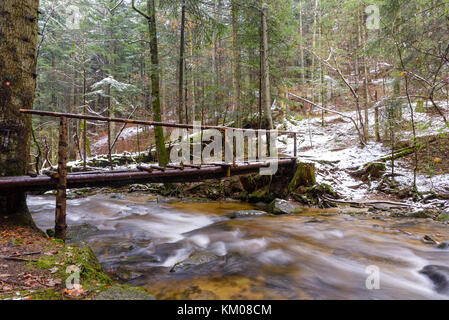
[378,148,415,162]
[321,195,411,208]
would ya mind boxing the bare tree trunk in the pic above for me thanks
[261,5,273,130]
[0,0,40,227]
[132,0,169,166]
[311,0,319,84]
[361,7,370,138]
[148,0,168,166]
[188,26,196,122]
[299,0,306,85]
[231,0,242,127]
[177,0,186,124]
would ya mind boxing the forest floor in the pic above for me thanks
[277,102,449,212]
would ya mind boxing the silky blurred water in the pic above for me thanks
[28,193,449,300]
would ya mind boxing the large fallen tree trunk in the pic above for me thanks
[321,195,411,208]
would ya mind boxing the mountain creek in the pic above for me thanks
[28,193,449,300]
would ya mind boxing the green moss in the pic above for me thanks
[31,242,112,295]
[247,186,274,203]
[30,289,61,300]
[288,162,316,193]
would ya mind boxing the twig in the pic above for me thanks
[9,251,41,258]
[0,256,37,262]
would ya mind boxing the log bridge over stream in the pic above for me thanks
[0,109,301,240]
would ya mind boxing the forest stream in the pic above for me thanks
[27,193,448,300]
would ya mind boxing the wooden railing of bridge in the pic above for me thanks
[0,109,301,240]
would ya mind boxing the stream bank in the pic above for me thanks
[0,219,155,300]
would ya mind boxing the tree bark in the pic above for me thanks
[299,0,305,85]
[261,6,273,130]
[0,0,40,227]
[177,0,186,124]
[132,0,168,166]
[146,0,168,166]
[231,0,241,127]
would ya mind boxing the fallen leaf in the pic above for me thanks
[49,267,59,274]
[62,284,87,298]
[44,250,58,256]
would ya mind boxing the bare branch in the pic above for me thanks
[131,0,150,20]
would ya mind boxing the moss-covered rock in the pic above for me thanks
[438,209,449,221]
[292,183,340,208]
[247,185,274,203]
[268,199,304,215]
[66,223,100,243]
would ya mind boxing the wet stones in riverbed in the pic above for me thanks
[421,235,438,245]
[227,210,268,219]
[47,223,100,243]
[114,266,144,281]
[269,199,304,215]
[438,209,449,221]
[419,265,449,295]
[170,251,221,273]
[437,242,449,250]
[95,285,156,300]
[420,235,449,250]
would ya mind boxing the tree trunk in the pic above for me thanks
[299,0,305,85]
[361,7,370,138]
[0,0,40,227]
[188,26,196,122]
[231,0,242,127]
[261,6,273,130]
[177,0,186,124]
[146,0,168,166]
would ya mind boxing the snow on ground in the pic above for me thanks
[92,126,144,153]
[277,101,449,205]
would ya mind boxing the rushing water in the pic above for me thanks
[28,193,448,300]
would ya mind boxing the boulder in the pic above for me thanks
[269,199,303,215]
[419,265,449,294]
[438,209,449,221]
[66,223,100,243]
[170,251,220,273]
[227,210,268,219]
[114,267,144,281]
[437,242,449,250]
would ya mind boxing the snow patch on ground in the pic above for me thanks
[277,102,449,205]
[92,126,144,153]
